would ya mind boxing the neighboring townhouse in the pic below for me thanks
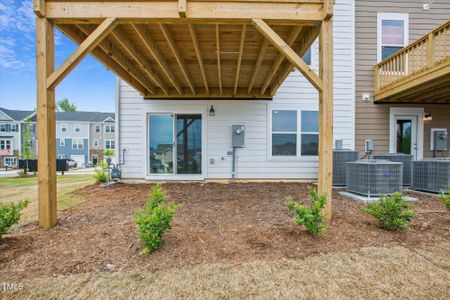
[116,0,355,180]
[89,112,116,165]
[355,0,450,158]
[0,107,36,168]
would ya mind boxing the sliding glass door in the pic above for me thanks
[149,113,202,175]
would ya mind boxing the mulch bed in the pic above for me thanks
[1,182,449,280]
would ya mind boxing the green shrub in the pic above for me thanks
[287,189,327,237]
[441,186,450,211]
[0,200,29,238]
[362,193,415,231]
[135,184,180,254]
[94,161,109,183]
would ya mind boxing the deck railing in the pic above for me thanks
[374,20,450,91]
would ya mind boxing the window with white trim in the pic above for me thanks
[61,123,67,132]
[60,139,65,147]
[4,157,17,166]
[105,125,115,133]
[377,13,408,62]
[72,139,83,150]
[0,139,12,150]
[75,124,81,132]
[93,139,99,147]
[105,140,115,150]
[270,109,319,157]
[95,124,101,133]
[0,123,18,132]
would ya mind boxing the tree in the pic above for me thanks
[57,98,77,112]
[21,117,33,160]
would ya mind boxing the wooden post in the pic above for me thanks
[318,19,333,220]
[36,17,57,228]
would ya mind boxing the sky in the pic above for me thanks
[0,0,116,112]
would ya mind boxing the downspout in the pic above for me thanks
[115,76,120,166]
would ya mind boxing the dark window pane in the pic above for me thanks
[396,120,411,154]
[301,111,318,132]
[301,134,318,156]
[272,110,297,132]
[176,114,202,174]
[272,134,296,156]
[302,48,311,65]
[382,46,403,60]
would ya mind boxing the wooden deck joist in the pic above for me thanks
[35,0,334,227]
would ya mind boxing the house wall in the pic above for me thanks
[56,138,89,164]
[355,0,450,156]
[117,0,355,179]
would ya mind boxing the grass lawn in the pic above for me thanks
[0,175,95,225]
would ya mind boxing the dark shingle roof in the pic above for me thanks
[0,107,35,121]
[28,111,115,122]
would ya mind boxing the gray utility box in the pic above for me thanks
[432,130,448,151]
[411,159,450,193]
[373,153,413,186]
[333,149,359,186]
[346,159,403,197]
[232,125,245,148]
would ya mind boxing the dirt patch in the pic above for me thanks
[0,182,449,281]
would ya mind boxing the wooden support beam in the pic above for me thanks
[179,0,187,18]
[33,0,45,17]
[188,24,209,95]
[47,18,118,90]
[111,27,169,94]
[133,24,183,94]
[73,24,154,95]
[318,19,333,221]
[46,2,324,23]
[261,26,302,94]
[252,19,323,93]
[270,26,320,95]
[248,39,268,94]
[234,24,247,95]
[36,17,56,228]
[216,24,223,95]
[159,24,196,94]
[323,0,333,20]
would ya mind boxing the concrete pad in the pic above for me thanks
[339,191,418,203]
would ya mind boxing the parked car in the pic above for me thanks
[67,159,77,169]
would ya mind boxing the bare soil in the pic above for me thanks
[1,182,449,281]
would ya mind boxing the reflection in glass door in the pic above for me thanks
[395,115,417,158]
[176,114,202,174]
[149,114,174,174]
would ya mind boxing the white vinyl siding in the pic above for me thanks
[117,0,355,179]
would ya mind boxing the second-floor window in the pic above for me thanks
[0,123,18,132]
[61,123,67,132]
[94,139,99,147]
[0,139,12,150]
[377,13,408,62]
[95,125,101,133]
[105,125,115,133]
[60,139,65,147]
[105,140,115,150]
[75,124,81,132]
[72,139,83,150]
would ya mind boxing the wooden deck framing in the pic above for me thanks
[374,20,450,103]
[34,0,334,227]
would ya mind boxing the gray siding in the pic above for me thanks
[355,0,450,156]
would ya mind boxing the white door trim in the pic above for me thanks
[389,107,424,159]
